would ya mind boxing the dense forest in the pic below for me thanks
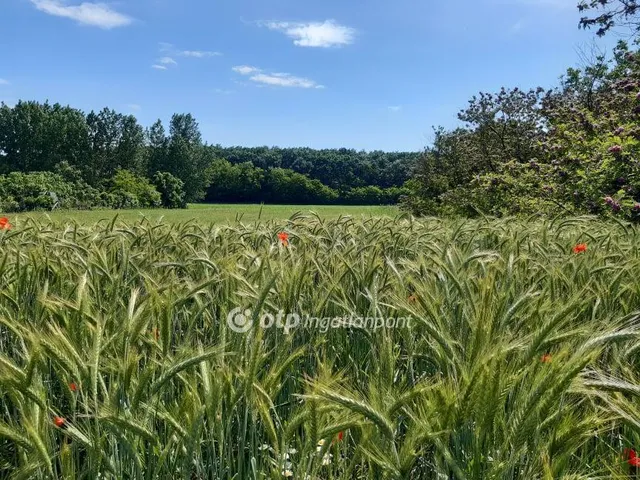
[0,103,417,212]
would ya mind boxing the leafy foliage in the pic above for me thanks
[148,114,213,203]
[402,41,640,222]
[106,169,162,209]
[153,171,187,209]
[208,145,418,191]
[0,169,168,213]
[262,167,339,204]
[205,159,402,205]
[0,171,71,212]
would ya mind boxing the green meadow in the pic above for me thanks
[7,204,400,226]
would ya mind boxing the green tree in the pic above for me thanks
[262,168,338,204]
[166,114,212,202]
[107,169,161,209]
[153,171,187,209]
[147,119,169,175]
[86,108,145,183]
[0,101,89,174]
[206,160,263,203]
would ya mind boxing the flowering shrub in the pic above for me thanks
[402,42,640,222]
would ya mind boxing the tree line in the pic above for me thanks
[0,102,417,212]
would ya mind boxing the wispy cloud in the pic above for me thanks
[251,73,324,88]
[150,48,179,71]
[160,43,222,58]
[181,50,222,58]
[232,65,324,89]
[261,20,356,48]
[30,0,132,29]
[232,65,260,75]
[125,104,141,111]
[509,20,524,34]
[214,88,234,95]
[388,106,402,112]
[159,56,177,66]
[0,79,9,86]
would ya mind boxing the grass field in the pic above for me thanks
[1,215,640,478]
[8,204,399,225]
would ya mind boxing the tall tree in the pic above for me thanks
[0,101,89,174]
[147,119,169,174]
[86,108,145,184]
[166,114,212,202]
[457,87,546,170]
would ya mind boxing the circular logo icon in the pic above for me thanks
[227,307,253,333]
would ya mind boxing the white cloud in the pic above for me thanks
[232,65,261,75]
[160,43,221,58]
[126,104,141,111]
[388,106,402,112]
[159,56,177,66]
[232,65,324,89]
[151,57,176,70]
[30,0,132,29]
[263,20,356,48]
[250,73,323,88]
[214,88,234,95]
[0,79,9,86]
[181,50,222,58]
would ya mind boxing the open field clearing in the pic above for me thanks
[2,216,640,478]
[7,204,399,225]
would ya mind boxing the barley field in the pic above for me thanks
[1,215,640,479]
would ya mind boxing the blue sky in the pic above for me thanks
[0,0,614,151]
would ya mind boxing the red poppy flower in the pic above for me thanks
[53,416,66,428]
[626,448,640,466]
[0,217,11,230]
[541,353,552,363]
[278,232,289,246]
[69,382,77,392]
[572,243,587,254]
[338,431,344,441]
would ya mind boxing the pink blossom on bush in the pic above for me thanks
[608,145,623,154]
